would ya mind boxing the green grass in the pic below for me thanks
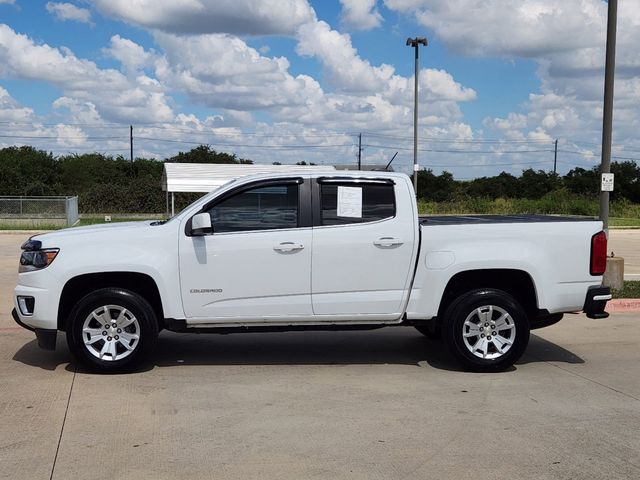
[612,281,640,299]
[417,194,640,228]
[2,194,639,230]
[0,222,64,231]
[608,217,640,228]
[77,216,162,226]
[0,215,163,230]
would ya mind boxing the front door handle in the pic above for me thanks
[274,241,305,253]
[373,237,403,248]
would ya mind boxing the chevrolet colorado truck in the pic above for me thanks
[12,171,611,372]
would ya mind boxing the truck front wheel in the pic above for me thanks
[442,289,529,372]
[66,288,158,372]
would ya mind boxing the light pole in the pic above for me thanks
[406,36,427,196]
[599,0,618,232]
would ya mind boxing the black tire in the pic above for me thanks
[442,288,529,372]
[66,288,158,373]
[414,323,442,340]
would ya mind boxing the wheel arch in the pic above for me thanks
[437,269,538,321]
[57,272,164,331]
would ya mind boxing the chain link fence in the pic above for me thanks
[0,196,79,226]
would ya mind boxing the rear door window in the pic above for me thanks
[320,183,395,226]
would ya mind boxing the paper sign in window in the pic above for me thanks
[337,186,362,218]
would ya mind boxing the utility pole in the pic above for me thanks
[553,139,558,175]
[129,125,134,162]
[600,0,618,232]
[406,37,427,196]
[358,133,362,169]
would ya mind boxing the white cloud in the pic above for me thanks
[0,86,34,122]
[0,19,446,152]
[0,3,484,172]
[54,123,87,147]
[384,0,640,164]
[292,17,475,135]
[154,32,324,111]
[92,0,315,36]
[483,113,528,132]
[0,87,111,153]
[385,0,605,58]
[0,25,173,123]
[88,0,477,142]
[52,97,102,124]
[339,0,383,30]
[0,0,16,4]
[104,35,155,74]
[296,20,394,93]
[46,2,93,24]
[420,69,476,102]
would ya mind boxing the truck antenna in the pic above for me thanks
[385,152,399,171]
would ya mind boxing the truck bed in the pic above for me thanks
[419,214,597,226]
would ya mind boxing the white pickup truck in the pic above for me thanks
[12,171,611,372]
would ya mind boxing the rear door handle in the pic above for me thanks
[374,237,403,248]
[274,241,305,252]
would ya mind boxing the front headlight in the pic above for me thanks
[19,249,59,273]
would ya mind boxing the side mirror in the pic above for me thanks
[190,212,213,236]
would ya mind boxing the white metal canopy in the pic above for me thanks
[162,163,335,193]
[161,163,336,215]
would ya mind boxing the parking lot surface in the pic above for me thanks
[1,231,639,479]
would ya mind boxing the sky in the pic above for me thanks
[0,0,639,178]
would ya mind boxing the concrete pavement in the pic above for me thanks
[1,231,639,480]
[608,229,640,280]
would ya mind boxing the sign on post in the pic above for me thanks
[601,173,614,192]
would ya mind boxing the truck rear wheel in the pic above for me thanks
[442,288,529,372]
[66,288,158,373]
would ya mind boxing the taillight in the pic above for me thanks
[590,231,607,276]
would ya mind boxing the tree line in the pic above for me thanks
[0,145,251,213]
[417,162,640,203]
[0,144,638,213]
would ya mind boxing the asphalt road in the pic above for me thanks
[1,231,639,480]
[608,229,640,280]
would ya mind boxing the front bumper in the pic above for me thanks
[12,308,57,350]
[13,281,59,330]
[583,286,611,319]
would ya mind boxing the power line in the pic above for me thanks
[0,134,123,140]
[2,120,639,150]
[362,131,554,144]
[0,133,354,149]
[2,122,639,155]
[362,143,553,154]
[559,149,640,162]
[611,155,640,161]
[0,121,355,137]
[426,160,553,167]
[135,136,354,149]
[0,121,126,127]
[137,127,354,138]
[44,148,131,152]
[2,127,639,168]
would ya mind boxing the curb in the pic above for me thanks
[607,298,640,313]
